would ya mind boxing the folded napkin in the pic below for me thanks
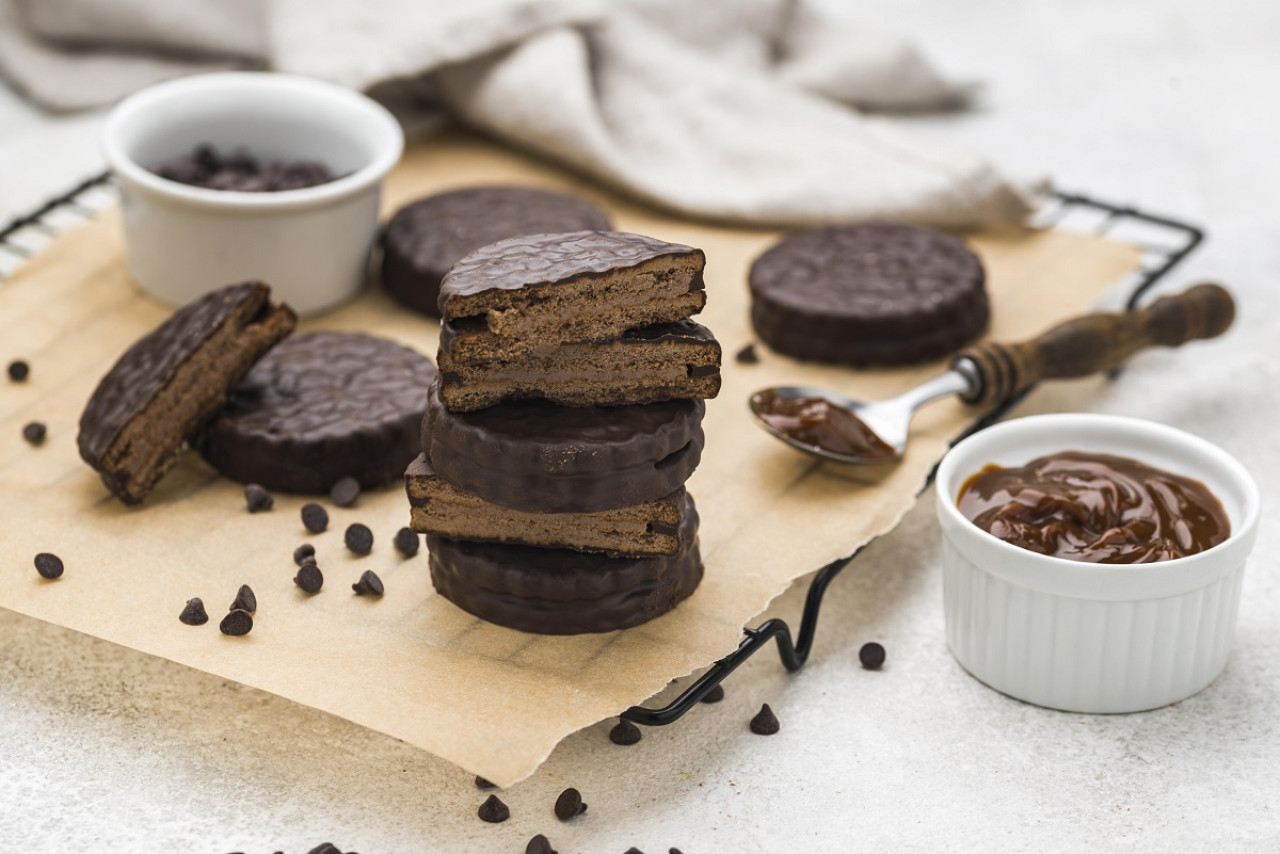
[0,0,1039,227]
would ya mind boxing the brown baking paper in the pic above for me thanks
[0,133,1140,786]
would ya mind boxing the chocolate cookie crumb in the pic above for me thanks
[859,641,886,670]
[700,684,725,704]
[179,598,209,626]
[475,776,496,790]
[244,483,274,513]
[554,787,587,821]
[294,562,324,594]
[352,569,383,596]
[735,343,759,364]
[7,359,29,382]
[609,718,642,746]
[526,834,557,854]
[345,523,374,555]
[231,584,257,613]
[477,794,510,823]
[330,476,361,508]
[293,544,316,566]
[34,552,63,580]
[220,609,253,636]
[394,527,420,557]
[301,502,329,533]
[750,703,779,735]
[22,421,46,445]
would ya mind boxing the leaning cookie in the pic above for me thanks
[749,224,988,365]
[380,186,611,317]
[197,331,436,493]
[77,282,296,505]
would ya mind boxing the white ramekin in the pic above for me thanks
[935,414,1260,714]
[103,72,403,315]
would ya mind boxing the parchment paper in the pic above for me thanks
[0,133,1140,786]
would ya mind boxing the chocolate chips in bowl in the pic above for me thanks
[151,144,340,193]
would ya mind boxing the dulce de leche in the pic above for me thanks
[957,451,1229,564]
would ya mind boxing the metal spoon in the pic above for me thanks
[749,283,1235,464]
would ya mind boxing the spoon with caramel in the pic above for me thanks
[750,283,1235,464]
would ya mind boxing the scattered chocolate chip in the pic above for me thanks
[344,523,374,555]
[33,552,63,580]
[700,683,725,704]
[609,718,642,746]
[735,343,759,364]
[394,527,420,557]
[554,787,587,821]
[330,476,361,508]
[294,562,324,594]
[307,844,342,854]
[352,569,384,596]
[244,483,274,513]
[301,502,329,533]
[7,359,29,382]
[623,849,646,854]
[22,421,46,445]
[475,776,496,790]
[220,609,253,636]
[859,641,886,670]
[477,794,510,823]
[526,835,557,854]
[230,584,257,613]
[670,849,685,854]
[293,543,316,566]
[179,597,208,626]
[750,703,779,735]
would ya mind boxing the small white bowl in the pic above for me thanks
[935,414,1260,714]
[103,72,403,314]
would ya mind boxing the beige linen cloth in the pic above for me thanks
[0,0,1037,227]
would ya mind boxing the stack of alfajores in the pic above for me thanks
[405,230,721,634]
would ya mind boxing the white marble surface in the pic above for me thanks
[3,1,1280,851]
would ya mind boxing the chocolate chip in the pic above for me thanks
[394,527,420,558]
[750,703,779,735]
[475,776,496,790]
[609,718,642,746]
[230,584,257,613]
[7,360,29,382]
[179,598,208,626]
[307,845,343,854]
[220,609,253,636]
[859,641,886,670]
[301,502,329,533]
[352,569,383,596]
[22,422,46,445]
[735,343,759,364]
[477,794,510,823]
[330,476,361,508]
[293,543,316,566]
[526,835,557,854]
[294,562,324,594]
[344,523,374,555]
[554,787,587,821]
[670,849,685,854]
[700,683,725,703]
[33,552,63,580]
[623,849,647,854]
[244,483,274,513]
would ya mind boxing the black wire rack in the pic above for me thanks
[0,176,1205,727]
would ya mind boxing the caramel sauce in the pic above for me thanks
[753,390,897,462]
[957,451,1229,564]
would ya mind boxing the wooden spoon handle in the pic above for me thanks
[954,283,1236,407]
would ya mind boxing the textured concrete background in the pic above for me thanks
[2,1,1279,851]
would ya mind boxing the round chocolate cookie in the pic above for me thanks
[748,224,988,365]
[198,332,436,493]
[422,377,704,513]
[428,501,702,635]
[380,187,611,317]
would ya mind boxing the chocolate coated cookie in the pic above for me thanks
[749,224,988,365]
[198,332,435,493]
[381,187,611,317]
[422,378,704,513]
[78,282,296,504]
